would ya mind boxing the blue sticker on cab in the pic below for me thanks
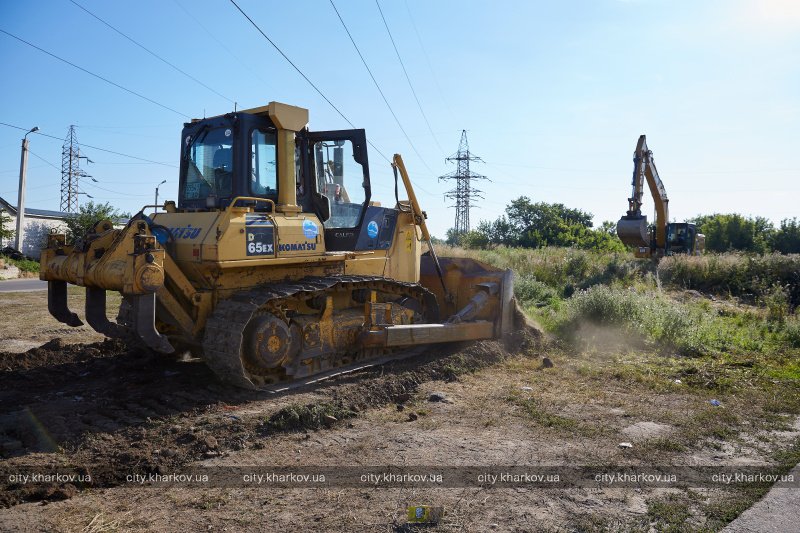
[367,220,379,239]
[303,219,318,239]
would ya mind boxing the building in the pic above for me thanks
[0,196,70,259]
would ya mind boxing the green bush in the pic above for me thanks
[782,319,800,349]
[514,275,558,307]
[0,254,39,273]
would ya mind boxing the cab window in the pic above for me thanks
[251,129,277,196]
[183,127,233,201]
[313,139,366,228]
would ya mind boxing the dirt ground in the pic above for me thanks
[1,290,799,532]
[0,288,117,353]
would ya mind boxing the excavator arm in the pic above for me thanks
[616,135,670,254]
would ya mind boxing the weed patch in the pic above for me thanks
[263,401,356,432]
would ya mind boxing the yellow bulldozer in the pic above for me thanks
[40,102,516,390]
[616,135,705,258]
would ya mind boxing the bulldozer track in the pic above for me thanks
[203,275,437,390]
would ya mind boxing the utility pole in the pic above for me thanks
[154,180,167,213]
[14,126,39,253]
[438,130,488,236]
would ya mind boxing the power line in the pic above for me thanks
[28,150,153,200]
[228,0,403,167]
[375,0,444,155]
[0,28,190,118]
[79,143,176,167]
[226,0,445,198]
[0,122,177,167]
[28,150,61,171]
[227,2,358,131]
[171,0,276,94]
[84,180,151,197]
[328,0,432,173]
[403,0,457,126]
[0,183,54,195]
[69,0,234,105]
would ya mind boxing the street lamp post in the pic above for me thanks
[14,126,39,254]
[154,180,167,213]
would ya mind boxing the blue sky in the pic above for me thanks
[1,0,798,238]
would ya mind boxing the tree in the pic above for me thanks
[64,201,130,244]
[690,213,773,253]
[457,197,625,252]
[0,209,13,242]
[505,197,595,248]
[772,218,800,254]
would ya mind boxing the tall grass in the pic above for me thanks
[551,285,786,356]
[437,245,652,298]
[658,253,800,307]
[437,245,800,355]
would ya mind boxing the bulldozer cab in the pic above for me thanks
[179,112,282,210]
[177,112,380,252]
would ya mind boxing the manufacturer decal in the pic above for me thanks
[367,220,379,239]
[278,242,317,252]
[302,219,318,239]
[168,225,202,239]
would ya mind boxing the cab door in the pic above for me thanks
[305,129,371,251]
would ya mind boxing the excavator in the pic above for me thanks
[616,135,704,258]
[39,102,516,390]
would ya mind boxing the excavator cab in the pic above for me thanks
[666,222,703,256]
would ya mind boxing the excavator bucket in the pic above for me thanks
[616,216,650,248]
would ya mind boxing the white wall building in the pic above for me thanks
[0,196,69,259]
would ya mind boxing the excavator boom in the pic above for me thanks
[616,135,670,256]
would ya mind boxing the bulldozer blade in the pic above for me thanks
[132,293,174,354]
[500,269,515,337]
[47,280,83,327]
[420,255,515,335]
[85,287,127,338]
